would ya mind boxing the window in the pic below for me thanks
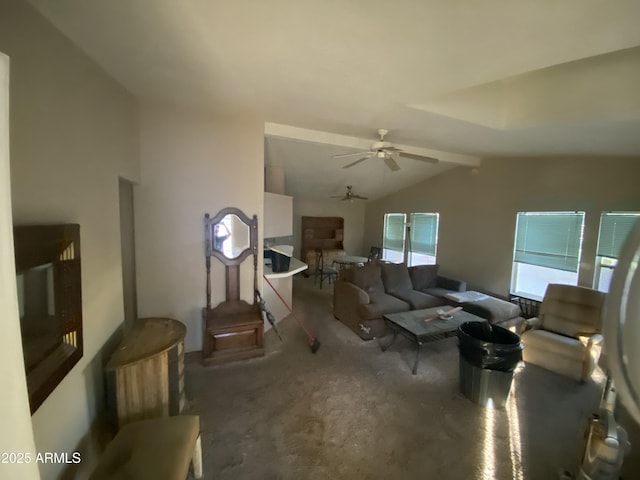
[511,211,586,300]
[408,213,439,266]
[594,212,640,292]
[382,213,406,263]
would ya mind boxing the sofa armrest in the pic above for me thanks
[336,280,369,303]
[523,316,542,330]
[333,280,370,319]
[580,333,604,381]
[578,332,603,350]
[333,280,376,339]
[436,275,466,292]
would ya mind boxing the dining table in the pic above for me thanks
[332,255,369,269]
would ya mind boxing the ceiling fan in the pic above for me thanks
[331,185,368,202]
[332,129,439,171]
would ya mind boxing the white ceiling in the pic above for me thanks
[265,130,461,201]
[29,0,640,200]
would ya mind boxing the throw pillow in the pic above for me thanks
[380,262,413,294]
[351,263,385,295]
[409,264,440,291]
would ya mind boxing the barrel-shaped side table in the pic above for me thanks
[106,317,186,429]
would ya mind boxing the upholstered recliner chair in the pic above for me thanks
[521,284,606,382]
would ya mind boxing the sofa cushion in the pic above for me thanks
[357,293,410,320]
[521,329,586,360]
[380,262,413,294]
[422,287,455,298]
[436,275,466,292]
[540,284,605,338]
[408,264,440,291]
[458,297,522,324]
[521,330,587,381]
[542,300,603,338]
[348,263,385,295]
[390,290,444,310]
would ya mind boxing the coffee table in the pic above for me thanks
[382,307,486,374]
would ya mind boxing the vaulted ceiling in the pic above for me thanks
[29,0,640,200]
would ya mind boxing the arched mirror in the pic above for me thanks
[205,209,256,265]
[210,213,250,260]
[204,208,258,310]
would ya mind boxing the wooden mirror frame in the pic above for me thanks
[204,208,258,309]
[13,224,83,414]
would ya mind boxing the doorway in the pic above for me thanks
[119,177,137,331]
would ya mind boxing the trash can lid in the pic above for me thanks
[458,321,521,345]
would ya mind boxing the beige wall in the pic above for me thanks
[0,52,40,480]
[292,199,366,259]
[0,2,139,478]
[135,104,264,352]
[364,157,640,295]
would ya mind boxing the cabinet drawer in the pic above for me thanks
[203,309,264,364]
[211,327,259,351]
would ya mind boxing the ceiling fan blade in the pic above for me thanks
[398,151,439,164]
[332,151,373,159]
[343,157,369,169]
[383,146,401,152]
[352,195,369,200]
[384,156,401,171]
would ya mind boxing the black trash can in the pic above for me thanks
[457,321,522,408]
[271,250,291,272]
[269,245,293,273]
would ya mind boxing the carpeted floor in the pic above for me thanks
[185,276,605,479]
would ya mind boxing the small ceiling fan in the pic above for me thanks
[332,129,439,171]
[331,185,368,202]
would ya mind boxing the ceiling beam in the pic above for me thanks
[264,122,481,166]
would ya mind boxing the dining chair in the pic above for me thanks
[314,248,338,289]
[368,246,382,262]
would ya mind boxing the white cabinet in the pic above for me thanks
[264,192,293,238]
[262,192,298,324]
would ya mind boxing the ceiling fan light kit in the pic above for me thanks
[332,129,439,171]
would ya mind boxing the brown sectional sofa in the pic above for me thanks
[333,262,466,340]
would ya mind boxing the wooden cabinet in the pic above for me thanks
[301,216,344,271]
[301,216,344,253]
[106,317,186,429]
[202,301,264,365]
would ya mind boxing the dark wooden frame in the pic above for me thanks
[202,208,263,364]
[204,208,258,308]
[13,224,83,414]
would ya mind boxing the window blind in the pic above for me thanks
[383,213,406,252]
[514,212,585,272]
[597,212,640,259]
[410,213,439,256]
